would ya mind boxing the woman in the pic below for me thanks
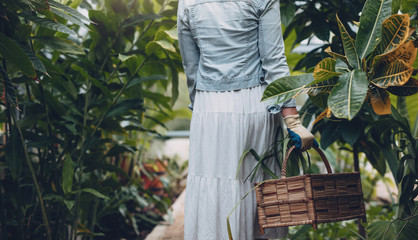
[177,0,315,239]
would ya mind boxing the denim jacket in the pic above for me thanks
[177,0,296,111]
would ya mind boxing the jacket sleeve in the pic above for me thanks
[177,4,200,110]
[258,0,296,111]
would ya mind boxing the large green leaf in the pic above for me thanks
[261,73,314,103]
[387,77,418,96]
[328,70,368,120]
[369,14,410,63]
[33,36,85,55]
[336,15,360,69]
[371,59,413,88]
[0,32,35,77]
[313,58,341,81]
[355,0,392,60]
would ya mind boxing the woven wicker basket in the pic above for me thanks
[255,146,366,234]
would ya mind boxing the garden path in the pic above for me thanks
[145,190,185,240]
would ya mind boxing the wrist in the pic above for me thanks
[284,115,301,129]
[281,107,298,118]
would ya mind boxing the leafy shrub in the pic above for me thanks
[0,0,184,239]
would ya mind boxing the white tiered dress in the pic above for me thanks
[184,85,288,239]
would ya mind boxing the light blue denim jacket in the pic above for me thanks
[177,0,296,112]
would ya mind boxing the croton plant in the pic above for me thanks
[263,0,417,121]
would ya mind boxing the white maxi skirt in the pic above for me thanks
[184,85,288,240]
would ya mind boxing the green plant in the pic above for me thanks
[364,108,418,239]
[279,0,367,71]
[263,1,418,238]
[0,0,184,239]
[264,0,417,121]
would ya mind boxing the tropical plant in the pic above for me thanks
[264,0,417,121]
[365,109,418,239]
[0,0,184,239]
[279,0,367,71]
[268,0,418,238]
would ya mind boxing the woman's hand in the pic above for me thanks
[283,115,318,151]
[281,107,318,151]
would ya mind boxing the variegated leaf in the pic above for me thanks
[337,15,360,69]
[313,58,341,81]
[325,47,349,66]
[399,41,417,66]
[373,14,409,55]
[306,78,338,96]
[370,88,391,115]
[372,40,417,69]
[328,70,368,120]
[369,14,410,64]
[261,74,314,103]
[387,77,418,96]
[371,59,413,88]
[355,0,392,60]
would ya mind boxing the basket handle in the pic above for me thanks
[281,146,332,178]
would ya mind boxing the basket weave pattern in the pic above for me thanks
[255,146,366,233]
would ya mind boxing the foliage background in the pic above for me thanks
[0,0,187,239]
[0,0,417,239]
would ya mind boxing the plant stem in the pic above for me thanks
[10,111,52,240]
[353,142,360,172]
[71,57,149,239]
[88,199,99,240]
[383,207,418,239]
[71,80,92,240]
[91,56,149,139]
[396,208,418,239]
[352,143,366,239]
[38,83,57,160]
